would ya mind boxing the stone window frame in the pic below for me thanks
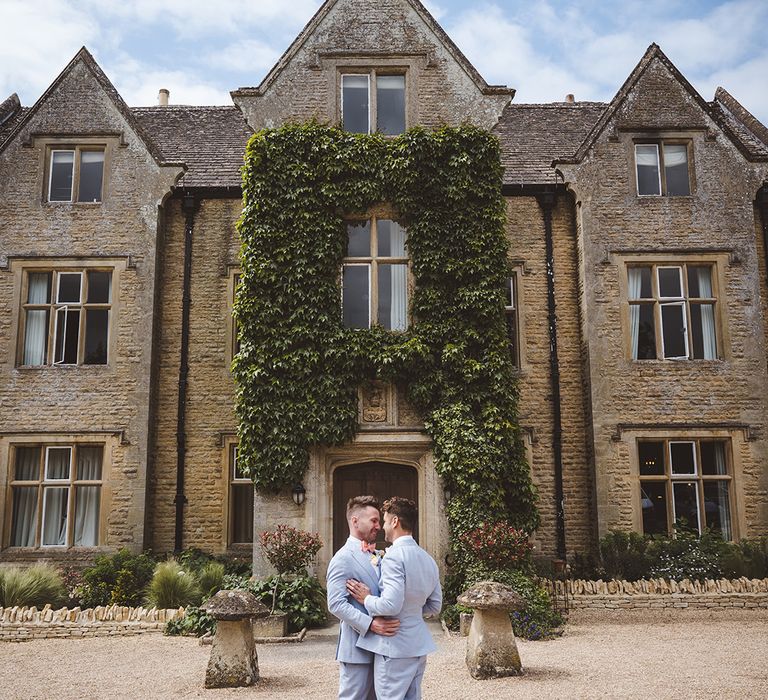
[618,253,728,363]
[324,55,421,133]
[622,426,747,542]
[221,439,254,548]
[634,436,736,541]
[633,137,694,197]
[341,205,412,331]
[340,70,406,134]
[2,435,112,551]
[12,259,122,370]
[34,135,116,205]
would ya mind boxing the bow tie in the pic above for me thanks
[361,541,376,554]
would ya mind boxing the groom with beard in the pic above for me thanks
[327,495,400,699]
[346,497,442,700]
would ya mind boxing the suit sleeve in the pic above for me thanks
[326,554,373,636]
[363,551,405,617]
[422,562,443,617]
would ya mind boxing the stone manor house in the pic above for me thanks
[1,0,767,578]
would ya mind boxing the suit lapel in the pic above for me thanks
[346,541,379,591]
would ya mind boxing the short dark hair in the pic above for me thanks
[382,497,417,532]
[346,495,380,519]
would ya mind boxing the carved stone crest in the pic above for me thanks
[362,383,387,423]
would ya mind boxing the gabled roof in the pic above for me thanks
[132,106,252,188]
[0,47,180,167]
[711,87,768,161]
[561,44,768,165]
[231,0,513,99]
[0,93,26,142]
[493,102,606,186]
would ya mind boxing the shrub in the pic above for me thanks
[599,530,651,581]
[80,549,156,608]
[58,566,84,607]
[567,552,603,581]
[197,561,225,599]
[646,526,724,582]
[459,522,532,571]
[145,560,201,609]
[719,538,768,579]
[462,564,563,640]
[240,574,327,632]
[165,605,216,637]
[260,525,322,575]
[0,565,67,608]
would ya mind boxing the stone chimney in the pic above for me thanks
[565,94,575,104]
[158,89,170,107]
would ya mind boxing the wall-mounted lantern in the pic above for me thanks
[292,483,306,506]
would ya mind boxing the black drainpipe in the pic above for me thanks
[174,191,197,553]
[536,189,567,561]
[759,186,768,296]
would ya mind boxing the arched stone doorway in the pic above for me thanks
[333,461,418,552]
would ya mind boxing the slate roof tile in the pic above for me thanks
[493,102,606,185]
[132,105,253,188]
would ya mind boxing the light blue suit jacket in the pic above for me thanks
[326,536,382,664]
[356,535,442,659]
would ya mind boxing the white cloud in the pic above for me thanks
[446,5,593,102]
[78,0,322,38]
[0,0,98,104]
[205,39,281,77]
[102,54,231,106]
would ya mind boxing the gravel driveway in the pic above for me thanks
[2,609,766,699]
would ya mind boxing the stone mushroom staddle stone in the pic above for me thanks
[457,581,526,679]
[201,589,269,688]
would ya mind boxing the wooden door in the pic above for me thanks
[333,461,418,552]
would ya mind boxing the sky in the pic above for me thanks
[1,0,766,124]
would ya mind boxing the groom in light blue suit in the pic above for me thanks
[347,497,442,700]
[327,495,400,700]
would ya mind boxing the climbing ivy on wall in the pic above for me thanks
[233,122,539,553]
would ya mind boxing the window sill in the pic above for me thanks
[630,358,724,365]
[636,194,694,201]
[15,364,111,370]
[44,201,103,206]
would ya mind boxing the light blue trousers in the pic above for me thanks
[372,654,427,700]
[338,661,376,700]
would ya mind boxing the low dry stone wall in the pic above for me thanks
[0,604,185,642]
[551,577,768,610]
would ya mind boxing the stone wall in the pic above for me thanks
[558,54,768,540]
[554,577,768,610]
[0,604,183,642]
[506,195,594,557]
[0,54,181,558]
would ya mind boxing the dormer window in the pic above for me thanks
[48,147,105,202]
[635,142,690,196]
[341,72,405,135]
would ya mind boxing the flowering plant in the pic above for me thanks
[459,521,532,570]
[260,524,322,575]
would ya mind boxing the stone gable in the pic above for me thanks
[232,0,512,131]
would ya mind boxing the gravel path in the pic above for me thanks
[2,610,766,699]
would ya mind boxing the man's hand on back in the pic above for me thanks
[370,616,399,636]
[346,578,371,604]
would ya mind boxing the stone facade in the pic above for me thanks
[1,0,767,576]
[0,52,181,561]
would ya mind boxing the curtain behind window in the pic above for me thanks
[628,268,642,359]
